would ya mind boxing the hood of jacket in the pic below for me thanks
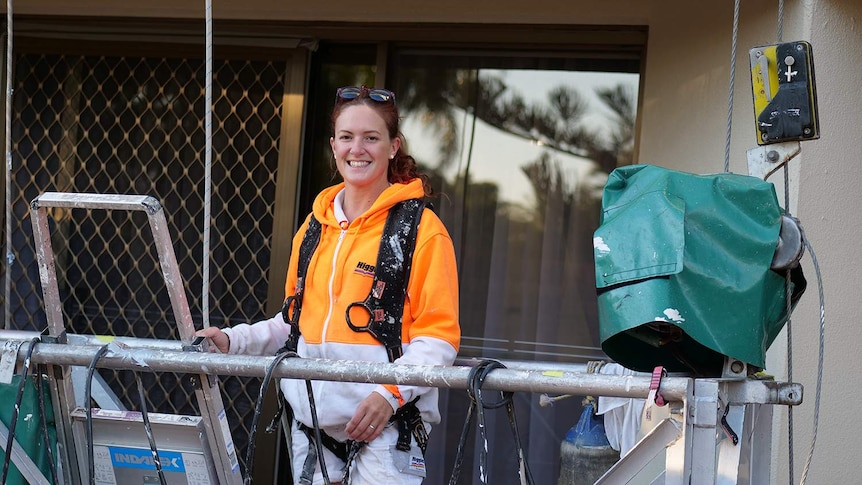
[311,178,426,229]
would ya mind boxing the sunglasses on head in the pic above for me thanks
[336,86,396,104]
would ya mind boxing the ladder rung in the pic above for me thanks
[31,192,162,213]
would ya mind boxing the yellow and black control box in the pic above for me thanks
[749,41,819,145]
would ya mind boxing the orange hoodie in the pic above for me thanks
[225,179,460,434]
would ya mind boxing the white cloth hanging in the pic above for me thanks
[596,363,645,457]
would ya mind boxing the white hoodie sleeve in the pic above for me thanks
[222,312,293,356]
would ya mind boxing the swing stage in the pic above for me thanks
[0,1,824,484]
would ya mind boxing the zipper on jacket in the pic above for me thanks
[320,227,348,353]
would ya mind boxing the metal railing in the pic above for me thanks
[0,330,804,484]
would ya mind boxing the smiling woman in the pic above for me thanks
[198,85,461,484]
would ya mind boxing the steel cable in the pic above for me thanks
[301,372,333,484]
[4,0,13,329]
[772,1,797,482]
[448,359,534,485]
[135,373,168,485]
[723,0,741,173]
[798,232,824,485]
[254,350,333,484]
[201,0,213,328]
[85,344,110,485]
[243,350,332,484]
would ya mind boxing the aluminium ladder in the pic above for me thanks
[30,192,243,484]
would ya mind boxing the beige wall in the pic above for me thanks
[5,0,859,482]
[784,1,862,483]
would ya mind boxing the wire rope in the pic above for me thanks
[785,211,795,485]
[4,0,13,329]
[448,359,534,485]
[201,0,213,328]
[723,0,741,173]
[769,2,798,482]
[778,0,785,42]
[86,352,172,485]
[798,232,824,485]
[135,373,168,485]
[244,351,321,483]
[301,373,333,484]
[85,344,110,485]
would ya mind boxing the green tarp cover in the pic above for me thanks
[0,375,58,485]
[595,164,803,375]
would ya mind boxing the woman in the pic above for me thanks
[198,85,461,484]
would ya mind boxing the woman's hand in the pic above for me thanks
[194,327,230,354]
[345,392,394,443]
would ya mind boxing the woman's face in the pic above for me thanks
[330,104,400,193]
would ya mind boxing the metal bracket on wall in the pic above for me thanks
[746,141,801,181]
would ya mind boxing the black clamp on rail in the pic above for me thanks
[182,335,212,353]
[181,336,218,392]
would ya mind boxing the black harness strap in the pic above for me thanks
[297,422,354,463]
[281,216,321,354]
[352,198,425,362]
[393,397,428,453]
[355,199,427,453]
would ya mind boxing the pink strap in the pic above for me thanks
[650,366,667,407]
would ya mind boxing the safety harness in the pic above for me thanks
[278,198,428,482]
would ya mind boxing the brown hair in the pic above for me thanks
[331,94,433,197]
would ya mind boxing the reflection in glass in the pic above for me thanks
[390,56,639,484]
[394,63,638,362]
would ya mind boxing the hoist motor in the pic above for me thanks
[594,164,806,377]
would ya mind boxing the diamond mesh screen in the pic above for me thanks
[1,51,288,472]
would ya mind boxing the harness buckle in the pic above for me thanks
[372,280,386,299]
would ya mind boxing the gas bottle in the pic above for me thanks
[557,397,620,485]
